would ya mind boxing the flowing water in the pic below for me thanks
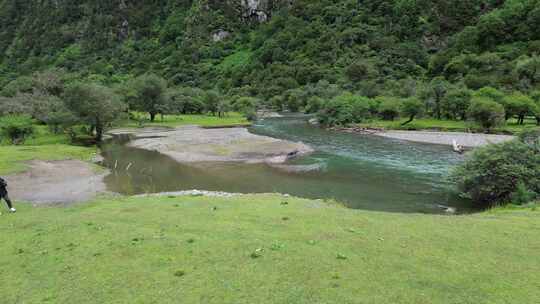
[101,115,470,214]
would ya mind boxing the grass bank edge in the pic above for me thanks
[0,144,98,175]
[355,118,537,135]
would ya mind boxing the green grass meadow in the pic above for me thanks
[1,195,539,303]
[0,144,97,175]
[124,112,250,128]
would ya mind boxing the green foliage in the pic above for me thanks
[510,182,536,205]
[441,88,472,120]
[64,83,126,141]
[166,87,205,115]
[467,97,505,130]
[318,93,371,126]
[400,97,423,125]
[502,92,535,124]
[0,115,34,144]
[31,94,77,133]
[1,0,539,132]
[377,97,401,121]
[130,74,168,122]
[202,90,220,116]
[305,96,324,114]
[452,133,540,207]
[231,97,259,114]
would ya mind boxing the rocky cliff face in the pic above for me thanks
[240,0,272,22]
[209,0,292,23]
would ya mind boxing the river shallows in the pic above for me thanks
[101,116,469,213]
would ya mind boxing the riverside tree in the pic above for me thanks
[467,97,505,131]
[400,97,423,125]
[64,83,126,142]
[131,74,168,122]
[440,88,472,120]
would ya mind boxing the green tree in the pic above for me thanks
[441,88,472,120]
[318,93,371,126]
[503,93,535,125]
[467,97,505,131]
[203,90,220,116]
[400,97,423,125]
[0,115,34,145]
[419,77,449,119]
[64,83,126,142]
[377,97,401,121]
[531,91,540,125]
[131,74,168,122]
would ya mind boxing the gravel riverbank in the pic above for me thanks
[110,125,313,164]
[375,130,514,148]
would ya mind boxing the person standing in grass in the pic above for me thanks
[0,177,16,213]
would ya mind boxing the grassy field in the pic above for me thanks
[1,194,539,303]
[357,118,538,134]
[0,144,97,174]
[123,112,250,128]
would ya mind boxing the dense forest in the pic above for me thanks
[1,0,540,128]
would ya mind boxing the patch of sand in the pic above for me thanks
[5,160,108,205]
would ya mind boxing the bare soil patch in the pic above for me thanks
[6,160,108,205]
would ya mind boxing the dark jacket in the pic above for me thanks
[0,177,7,197]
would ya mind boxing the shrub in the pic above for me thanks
[502,93,535,124]
[400,97,423,125]
[376,97,401,121]
[467,97,505,130]
[531,91,540,125]
[305,96,324,114]
[232,97,259,113]
[474,87,505,103]
[318,93,371,126]
[451,133,540,208]
[0,115,35,144]
[440,88,472,120]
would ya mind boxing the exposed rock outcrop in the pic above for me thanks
[209,0,293,23]
[212,29,231,42]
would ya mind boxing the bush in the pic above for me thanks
[441,88,472,120]
[305,96,324,114]
[502,93,535,124]
[318,93,371,126]
[451,133,540,208]
[376,97,401,121]
[467,97,505,130]
[0,115,35,144]
[400,97,423,125]
[232,97,259,113]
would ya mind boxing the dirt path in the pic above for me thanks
[5,160,108,205]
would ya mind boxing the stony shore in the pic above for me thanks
[329,126,514,148]
[375,130,514,148]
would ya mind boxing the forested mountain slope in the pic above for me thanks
[1,0,539,99]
